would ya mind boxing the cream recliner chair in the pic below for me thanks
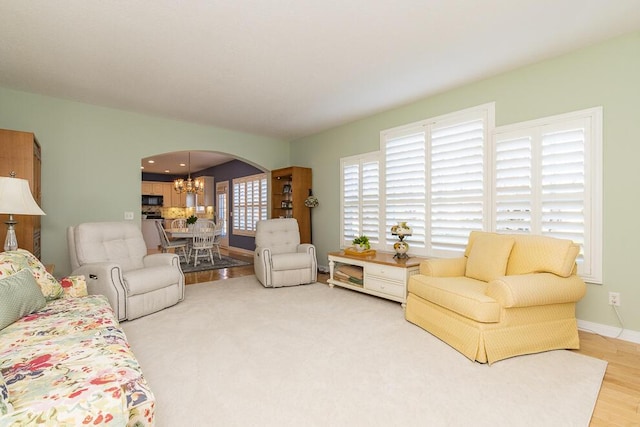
[254,218,317,287]
[67,221,185,321]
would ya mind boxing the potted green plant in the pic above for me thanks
[186,215,198,230]
[352,235,370,252]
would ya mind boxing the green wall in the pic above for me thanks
[0,88,290,276]
[291,32,640,333]
[1,32,638,334]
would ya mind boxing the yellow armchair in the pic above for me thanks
[405,231,586,364]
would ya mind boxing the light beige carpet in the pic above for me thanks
[122,276,607,427]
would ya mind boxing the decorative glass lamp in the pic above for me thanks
[0,172,46,251]
[390,222,412,259]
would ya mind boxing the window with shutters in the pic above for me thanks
[493,107,602,283]
[381,104,493,256]
[232,173,267,236]
[340,103,601,283]
[340,153,380,248]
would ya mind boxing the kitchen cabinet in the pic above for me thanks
[142,181,174,207]
[0,129,42,258]
[171,190,186,208]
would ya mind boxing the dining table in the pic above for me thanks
[165,227,221,239]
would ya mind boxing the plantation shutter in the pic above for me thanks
[493,109,601,283]
[494,135,533,233]
[232,173,267,236]
[340,154,380,247]
[540,122,586,245]
[383,128,426,253]
[429,119,485,254]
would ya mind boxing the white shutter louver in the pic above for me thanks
[384,130,426,251]
[540,126,585,246]
[430,119,485,252]
[341,154,380,247]
[495,135,532,233]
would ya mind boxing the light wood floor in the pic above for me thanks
[183,251,640,426]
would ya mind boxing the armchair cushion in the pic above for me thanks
[73,222,147,272]
[409,275,500,323]
[465,233,514,282]
[124,265,182,296]
[506,234,580,277]
[271,252,314,271]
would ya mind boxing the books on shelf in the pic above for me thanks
[335,264,363,285]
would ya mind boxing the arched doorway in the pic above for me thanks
[140,150,267,254]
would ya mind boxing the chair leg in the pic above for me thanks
[208,249,214,265]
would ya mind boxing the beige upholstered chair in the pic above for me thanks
[254,218,317,287]
[67,221,185,321]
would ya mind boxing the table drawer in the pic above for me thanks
[366,277,405,298]
[365,263,405,281]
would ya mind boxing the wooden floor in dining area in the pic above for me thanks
[180,249,639,426]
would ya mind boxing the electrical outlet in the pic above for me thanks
[608,292,621,306]
[124,211,134,220]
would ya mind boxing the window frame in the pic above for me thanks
[492,107,603,283]
[340,152,381,248]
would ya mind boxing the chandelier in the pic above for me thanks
[173,152,204,195]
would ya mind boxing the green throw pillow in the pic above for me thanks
[0,268,46,330]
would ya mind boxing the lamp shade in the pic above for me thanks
[0,177,46,216]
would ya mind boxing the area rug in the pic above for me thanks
[179,254,251,273]
[122,276,607,427]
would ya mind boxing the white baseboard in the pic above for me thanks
[577,319,640,344]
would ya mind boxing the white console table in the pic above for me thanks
[328,251,424,306]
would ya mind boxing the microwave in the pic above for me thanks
[142,195,164,206]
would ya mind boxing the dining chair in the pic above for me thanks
[211,221,223,260]
[171,218,187,229]
[156,221,189,262]
[190,228,216,267]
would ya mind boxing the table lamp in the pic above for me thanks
[0,172,46,251]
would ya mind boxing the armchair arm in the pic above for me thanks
[486,273,587,308]
[254,246,273,287]
[143,253,180,268]
[297,244,317,282]
[420,257,467,277]
[71,262,127,321]
[297,243,316,255]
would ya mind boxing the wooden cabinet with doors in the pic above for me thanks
[271,166,312,244]
[142,181,174,207]
[0,129,43,258]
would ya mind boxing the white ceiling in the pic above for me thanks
[141,150,232,175]
[2,0,640,145]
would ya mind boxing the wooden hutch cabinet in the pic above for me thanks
[271,166,312,244]
[0,129,43,258]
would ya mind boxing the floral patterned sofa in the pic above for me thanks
[0,249,155,426]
